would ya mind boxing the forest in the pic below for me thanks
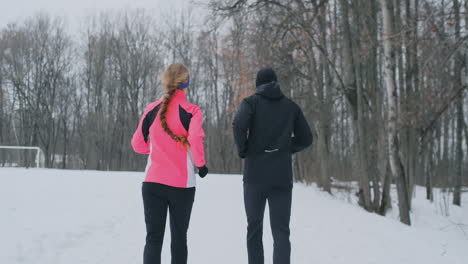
[0,0,467,225]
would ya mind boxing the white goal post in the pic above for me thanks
[0,146,44,168]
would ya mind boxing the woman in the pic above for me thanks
[131,63,208,264]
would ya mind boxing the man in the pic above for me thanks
[232,68,313,264]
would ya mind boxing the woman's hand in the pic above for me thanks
[197,165,209,178]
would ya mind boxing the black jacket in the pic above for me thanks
[232,81,313,186]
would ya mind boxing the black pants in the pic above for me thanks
[244,183,292,264]
[142,182,195,264]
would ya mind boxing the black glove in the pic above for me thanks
[197,165,208,178]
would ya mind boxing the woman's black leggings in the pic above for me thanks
[142,182,195,264]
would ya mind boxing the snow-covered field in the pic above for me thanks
[1,168,467,264]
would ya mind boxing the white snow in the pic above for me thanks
[0,168,467,264]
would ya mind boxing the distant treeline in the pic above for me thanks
[0,1,467,223]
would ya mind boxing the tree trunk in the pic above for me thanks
[379,163,392,215]
[340,0,372,211]
[317,6,332,193]
[452,0,463,206]
[379,0,412,225]
[425,133,434,201]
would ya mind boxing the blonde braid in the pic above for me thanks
[159,86,190,148]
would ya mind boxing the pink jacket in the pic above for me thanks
[131,90,206,188]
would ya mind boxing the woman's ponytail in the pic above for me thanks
[159,64,190,148]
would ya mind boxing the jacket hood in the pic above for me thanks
[255,81,284,100]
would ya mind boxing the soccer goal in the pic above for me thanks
[0,146,44,168]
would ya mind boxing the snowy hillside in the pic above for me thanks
[1,168,467,264]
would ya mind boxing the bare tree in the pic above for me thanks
[452,0,463,206]
[0,3,466,217]
[379,0,411,225]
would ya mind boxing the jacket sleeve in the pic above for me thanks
[188,106,206,167]
[232,98,253,158]
[131,107,151,154]
[291,107,313,153]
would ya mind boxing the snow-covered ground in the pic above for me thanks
[1,168,467,264]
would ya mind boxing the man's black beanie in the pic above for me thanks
[256,67,277,87]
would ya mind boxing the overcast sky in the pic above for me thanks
[0,0,207,29]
